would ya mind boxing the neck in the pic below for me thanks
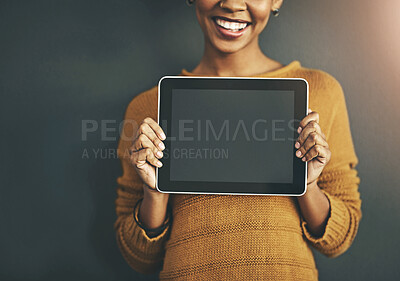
[191,37,282,77]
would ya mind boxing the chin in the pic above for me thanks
[213,41,248,54]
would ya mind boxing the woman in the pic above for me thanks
[114,0,361,280]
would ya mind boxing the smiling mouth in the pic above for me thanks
[212,16,252,32]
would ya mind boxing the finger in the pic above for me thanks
[296,132,329,159]
[143,117,166,140]
[301,144,330,163]
[135,121,165,151]
[306,109,326,140]
[131,147,163,168]
[131,134,163,159]
[295,120,322,148]
[297,111,319,134]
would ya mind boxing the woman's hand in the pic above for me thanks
[295,109,331,236]
[129,117,167,196]
[129,117,170,231]
[295,109,331,185]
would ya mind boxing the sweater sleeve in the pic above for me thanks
[114,93,171,274]
[300,76,362,258]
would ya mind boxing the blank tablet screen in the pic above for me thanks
[157,76,308,195]
[169,89,295,184]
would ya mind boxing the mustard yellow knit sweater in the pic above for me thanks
[114,61,362,280]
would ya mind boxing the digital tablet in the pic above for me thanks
[156,76,308,196]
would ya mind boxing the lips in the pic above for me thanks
[212,16,251,39]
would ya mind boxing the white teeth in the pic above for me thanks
[215,18,248,31]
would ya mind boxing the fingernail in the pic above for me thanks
[302,157,306,161]
[156,151,162,157]
[157,161,163,167]
[295,142,300,149]
[296,150,302,157]
[160,132,166,140]
[297,127,302,134]
[159,142,165,150]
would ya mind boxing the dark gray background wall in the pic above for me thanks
[1,0,399,280]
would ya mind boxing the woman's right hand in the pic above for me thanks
[129,117,167,196]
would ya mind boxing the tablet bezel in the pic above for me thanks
[156,75,308,196]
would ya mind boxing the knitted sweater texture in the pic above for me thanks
[114,61,362,280]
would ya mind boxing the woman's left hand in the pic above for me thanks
[295,109,331,185]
